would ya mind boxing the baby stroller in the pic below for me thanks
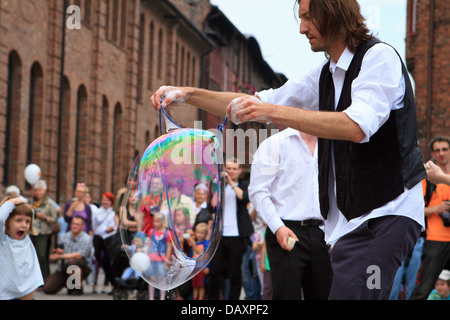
[113,276,149,300]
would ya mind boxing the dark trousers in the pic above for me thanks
[208,236,247,300]
[265,221,332,300]
[93,235,113,286]
[42,258,91,294]
[329,215,422,300]
[31,234,52,280]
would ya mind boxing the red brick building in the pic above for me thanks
[406,0,450,160]
[0,0,285,203]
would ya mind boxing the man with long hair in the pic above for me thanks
[150,0,426,299]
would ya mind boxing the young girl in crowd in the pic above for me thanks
[0,197,44,300]
[146,212,173,300]
[189,222,210,300]
[427,270,450,300]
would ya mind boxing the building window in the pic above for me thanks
[101,96,110,192]
[175,42,179,85]
[148,22,155,90]
[120,0,127,46]
[180,46,185,85]
[57,76,71,202]
[75,85,88,184]
[192,56,196,87]
[137,14,145,100]
[157,29,164,80]
[4,51,22,186]
[112,103,123,192]
[27,62,44,166]
[112,0,119,42]
[84,0,92,26]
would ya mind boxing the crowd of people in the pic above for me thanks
[1,139,450,301]
[2,0,450,301]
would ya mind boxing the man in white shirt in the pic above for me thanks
[249,128,332,299]
[150,0,426,299]
[208,159,254,300]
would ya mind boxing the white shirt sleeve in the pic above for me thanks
[0,202,15,241]
[248,136,285,234]
[343,43,405,143]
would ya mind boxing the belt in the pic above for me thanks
[283,219,324,227]
[299,219,323,227]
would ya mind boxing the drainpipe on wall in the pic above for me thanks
[56,0,68,203]
[426,0,434,160]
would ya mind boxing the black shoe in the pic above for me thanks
[67,288,84,295]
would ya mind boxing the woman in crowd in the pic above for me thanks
[30,180,58,281]
[63,182,93,235]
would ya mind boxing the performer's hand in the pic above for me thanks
[275,226,298,251]
[226,95,271,124]
[425,160,448,185]
[149,86,188,111]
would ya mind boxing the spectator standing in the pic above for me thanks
[189,222,210,300]
[207,159,253,300]
[63,182,93,235]
[30,180,57,281]
[249,128,332,299]
[410,136,450,299]
[145,212,173,300]
[92,192,117,294]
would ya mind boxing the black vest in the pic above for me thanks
[318,38,426,221]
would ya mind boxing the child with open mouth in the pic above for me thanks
[0,196,44,300]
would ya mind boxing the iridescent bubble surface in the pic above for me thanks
[120,128,224,290]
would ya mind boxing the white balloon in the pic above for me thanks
[130,252,150,274]
[24,164,41,185]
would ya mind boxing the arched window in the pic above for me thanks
[57,76,71,202]
[27,62,44,165]
[101,96,111,192]
[84,0,92,26]
[112,102,123,192]
[192,56,197,87]
[148,22,154,90]
[137,14,145,100]
[157,28,164,80]
[186,51,191,86]
[145,130,150,146]
[106,0,111,39]
[74,85,88,185]
[112,0,119,42]
[120,0,127,46]
[180,46,185,85]
[3,51,22,186]
[175,42,179,85]
[154,125,159,142]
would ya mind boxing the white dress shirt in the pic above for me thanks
[256,43,425,245]
[249,128,323,234]
[223,183,239,236]
[93,206,117,239]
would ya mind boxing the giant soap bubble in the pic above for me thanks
[120,112,225,291]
